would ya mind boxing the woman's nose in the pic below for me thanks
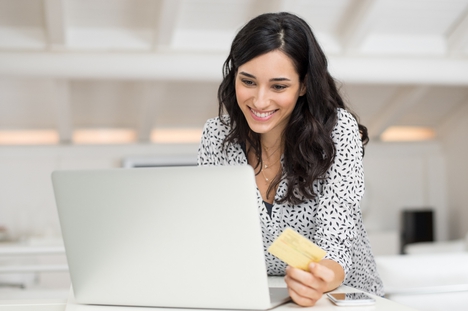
[253,88,270,110]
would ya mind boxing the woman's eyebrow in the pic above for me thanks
[239,71,256,79]
[270,77,291,82]
[239,71,291,82]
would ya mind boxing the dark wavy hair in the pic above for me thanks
[218,12,369,204]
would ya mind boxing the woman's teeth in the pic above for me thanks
[252,109,275,118]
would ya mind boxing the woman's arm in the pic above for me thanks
[284,259,344,307]
[284,110,363,307]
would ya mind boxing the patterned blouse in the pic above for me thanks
[197,108,384,296]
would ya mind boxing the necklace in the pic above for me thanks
[254,138,282,184]
[261,169,272,183]
[262,156,281,170]
[261,142,281,160]
[260,151,281,184]
[261,140,281,166]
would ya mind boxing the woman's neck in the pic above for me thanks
[260,134,283,158]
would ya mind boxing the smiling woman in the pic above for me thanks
[197,12,383,307]
[235,51,306,140]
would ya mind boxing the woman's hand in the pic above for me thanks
[284,260,341,307]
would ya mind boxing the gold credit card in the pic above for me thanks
[268,227,327,271]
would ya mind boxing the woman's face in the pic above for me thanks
[235,50,305,140]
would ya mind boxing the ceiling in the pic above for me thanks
[0,0,467,144]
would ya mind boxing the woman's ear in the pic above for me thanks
[299,75,307,96]
[299,83,306,96]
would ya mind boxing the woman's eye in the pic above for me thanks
[242,79,255,86]
[272,84,287,91]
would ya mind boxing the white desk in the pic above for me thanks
[0,285,418,311]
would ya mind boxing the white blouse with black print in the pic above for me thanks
[197,108,384,296]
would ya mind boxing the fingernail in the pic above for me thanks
[309,262,316,269]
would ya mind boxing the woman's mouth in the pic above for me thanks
[249,107,277,120]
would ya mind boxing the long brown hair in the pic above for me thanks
[218,12,368,204]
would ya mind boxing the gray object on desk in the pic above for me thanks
[51,165,290,310]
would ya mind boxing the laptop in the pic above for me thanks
[52,165,290,310]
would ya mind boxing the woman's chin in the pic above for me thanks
[245,120,272,134]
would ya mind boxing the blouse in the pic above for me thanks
[197,108,384,296]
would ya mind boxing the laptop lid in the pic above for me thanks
[52,165,287,310]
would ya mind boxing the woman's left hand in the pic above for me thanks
[284,262,335,307]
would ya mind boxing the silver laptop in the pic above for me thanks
[52,165,290,310]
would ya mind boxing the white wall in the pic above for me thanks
[441,103,468,240]
[0,143,198,241]
[0,140,449,253]
[363,141,448,253]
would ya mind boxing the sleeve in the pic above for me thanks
[197,119,219,166]
[313,109,364,279]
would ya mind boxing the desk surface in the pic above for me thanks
[0,285,418,311]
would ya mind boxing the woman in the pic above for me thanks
[197,12,383,306]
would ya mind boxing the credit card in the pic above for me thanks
[268,227,327,271]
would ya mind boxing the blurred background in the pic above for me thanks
[0,0,467,309]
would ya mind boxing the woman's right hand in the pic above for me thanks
[284,262,335,307]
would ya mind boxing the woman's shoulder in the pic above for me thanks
[203,115,230,128]
[333,108,360,134]
[202,115,231,140]
[332,108,363,148]
[336,108,357,125]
